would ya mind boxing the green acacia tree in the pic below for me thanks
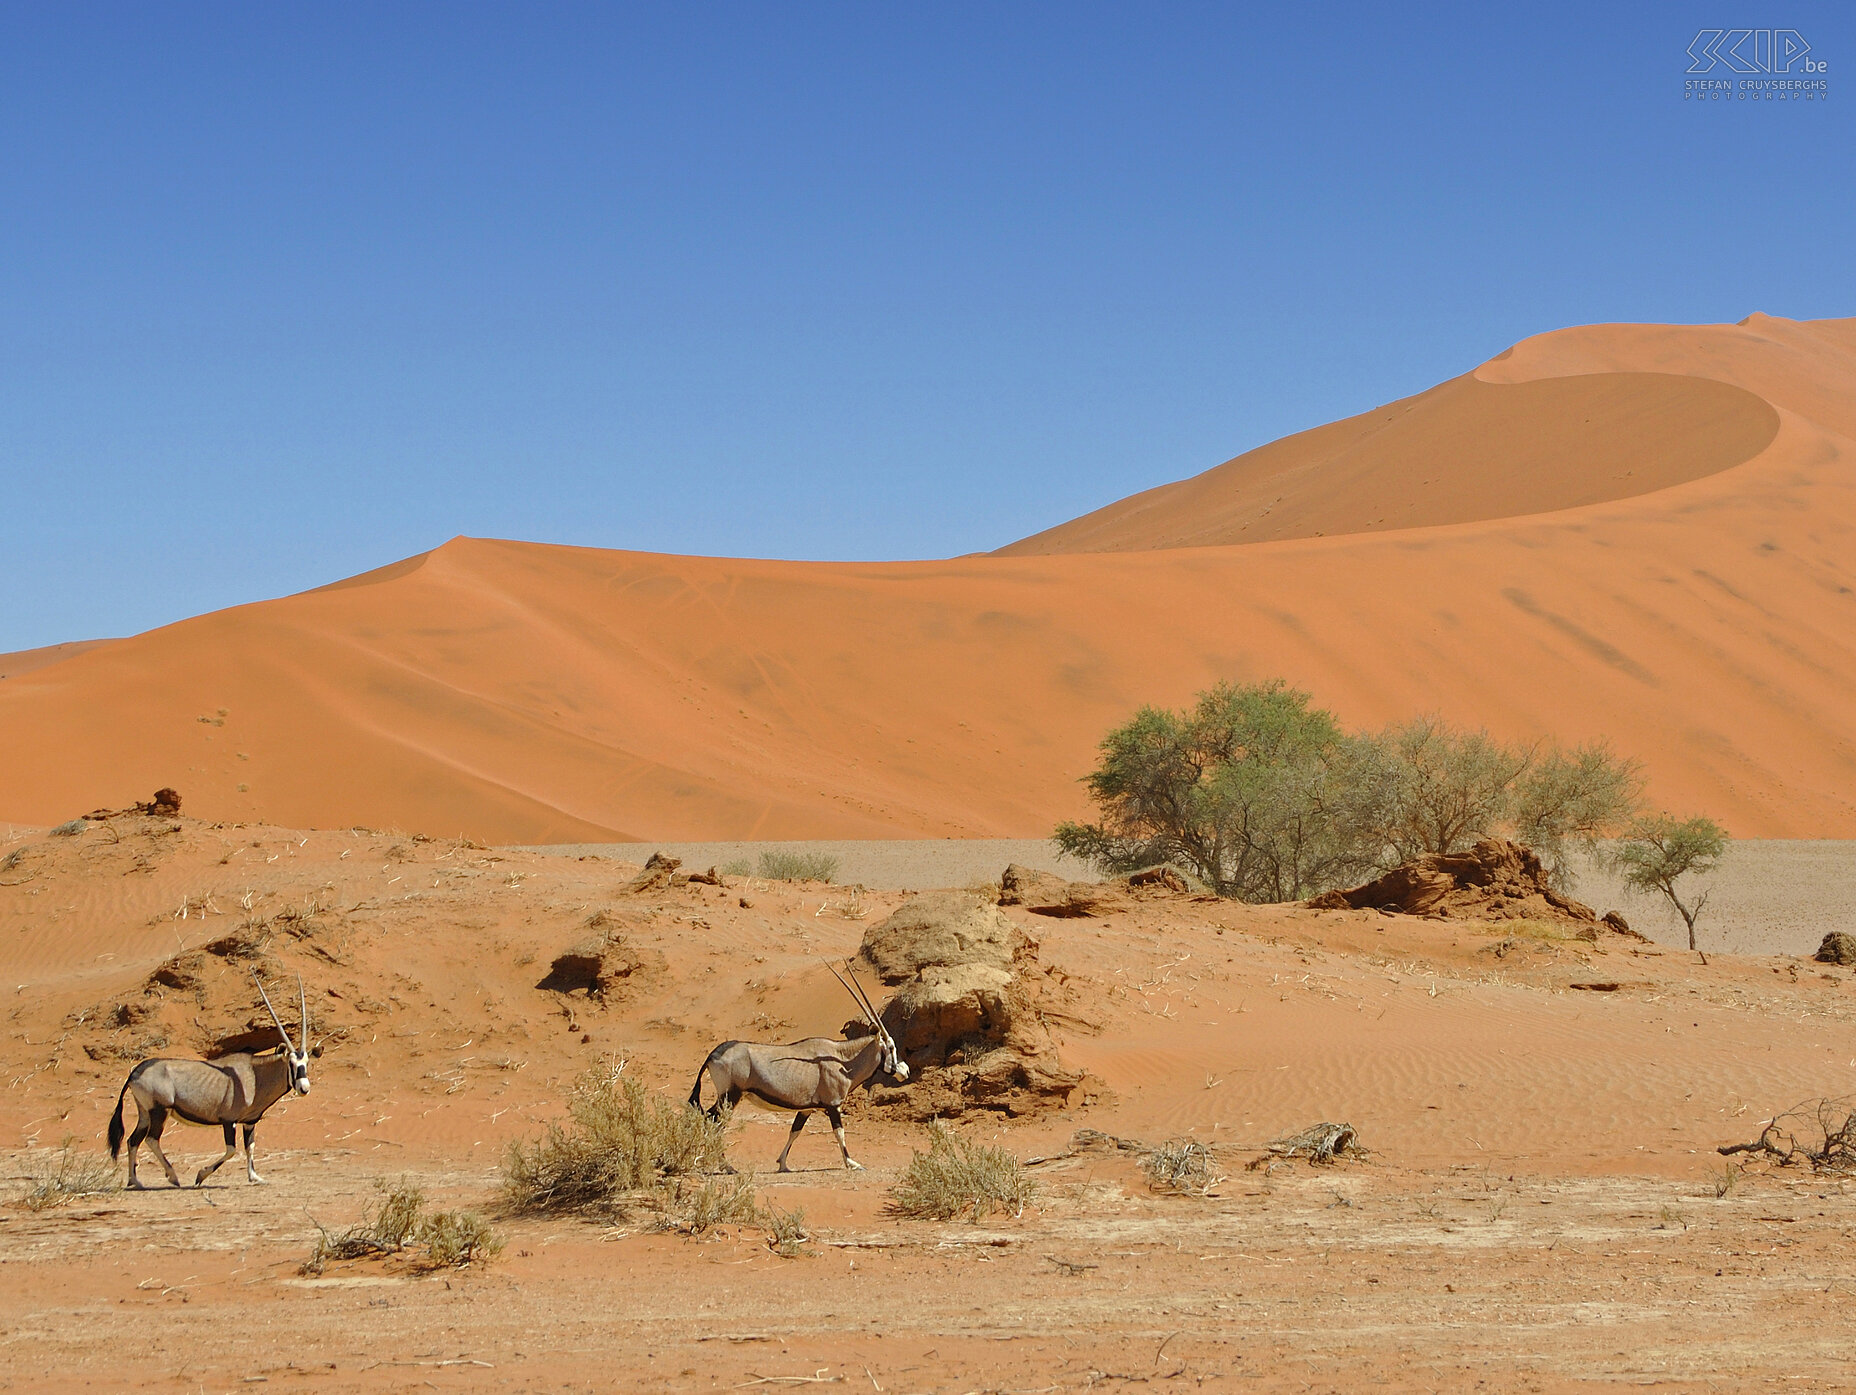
[1608,813,1729,956]
[1054,680,1380,901]
[1057,679,1646,903]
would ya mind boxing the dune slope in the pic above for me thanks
[994,370,1779,554]
[0,314,1853,841]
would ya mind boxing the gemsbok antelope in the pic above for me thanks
[107,972,313,1188]
[689,961,908,1171]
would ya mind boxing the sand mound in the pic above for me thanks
[858,893,1087,1118]
[1304,838,1635,936]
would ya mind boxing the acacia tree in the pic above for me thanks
[1053,680,1378,901]
[1057,680,1646,903]
[1608,813,1729,956]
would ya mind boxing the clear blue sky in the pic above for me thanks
[2,2,1851,652]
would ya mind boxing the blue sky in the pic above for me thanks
[2,3,1851,651]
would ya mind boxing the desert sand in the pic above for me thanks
[3,314,1856,844]
[7,814,1856,1392]
[7,314,1856,1391]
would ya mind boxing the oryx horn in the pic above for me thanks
[824,959,878,1028]
[253,971,295,1053]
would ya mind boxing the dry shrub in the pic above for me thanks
[306,1178,503,1272]
[1142,1138,1225,1195]
[21,1137,116,1210]
[664,1172,761,1234]
[308,1177,426,1266]
[419,1209,505,1267]
[502,1063,731,1213]
[887,1122,1037,1222]
[1248,1120,1365,1169]
[763,1201,810,1257]
[50,819,88,838]
[757,849,839,883]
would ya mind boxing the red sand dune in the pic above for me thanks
[2,313,1854,842]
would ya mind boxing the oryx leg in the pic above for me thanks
[140,1105,183,1188]
[125,1102,152,1189]
[825,1104,862,1171]
[776,1111,811,1172]
[195,1123,238,1186]
[242,1122,264,1184]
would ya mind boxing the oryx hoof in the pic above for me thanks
[247,1174,266,1185]
[843,1159,865,1171]
[776,1161,793,1174]
[126,1179,149,1191]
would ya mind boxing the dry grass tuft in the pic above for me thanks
[20,1137,117,1210]
[502,1061,731,1214]
[887,1122,1037,1222]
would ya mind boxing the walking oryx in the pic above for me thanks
[689,961,908,1171]
[107,972,313,1188]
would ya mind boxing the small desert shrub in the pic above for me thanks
[21,1137,116,1210]
[888,1122,1037,1222]
[719,859,753,877]
[757,849,839,883]
[306,1179,503,1271]
[0,848,26,874]
[418,1209,505,1267]
[1142,1138,1224,1195]
[763,1201,810,1257]
[665,1172,761,1234]
[502,1064,732,1213]
[50,819,88,838]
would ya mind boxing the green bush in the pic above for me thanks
[1057,679,1643,901]
[887,1122,1036,1222]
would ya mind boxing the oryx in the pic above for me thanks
[688,961,908,1171]
[107,972,313,1188]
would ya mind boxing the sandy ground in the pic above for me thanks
[3,315,1856,844]
[523,838,1856,959]
[8,814,1856,1390]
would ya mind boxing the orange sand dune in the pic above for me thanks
[1,313,1853,841]
[994,370,1780,554]
[0,639,113,681]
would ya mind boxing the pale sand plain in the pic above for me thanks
[528,837,1856,958]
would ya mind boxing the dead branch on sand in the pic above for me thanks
[1719,1098,1856,1173]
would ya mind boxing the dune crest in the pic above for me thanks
[2,315,1853,842]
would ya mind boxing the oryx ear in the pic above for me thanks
[252,970,294,1053]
